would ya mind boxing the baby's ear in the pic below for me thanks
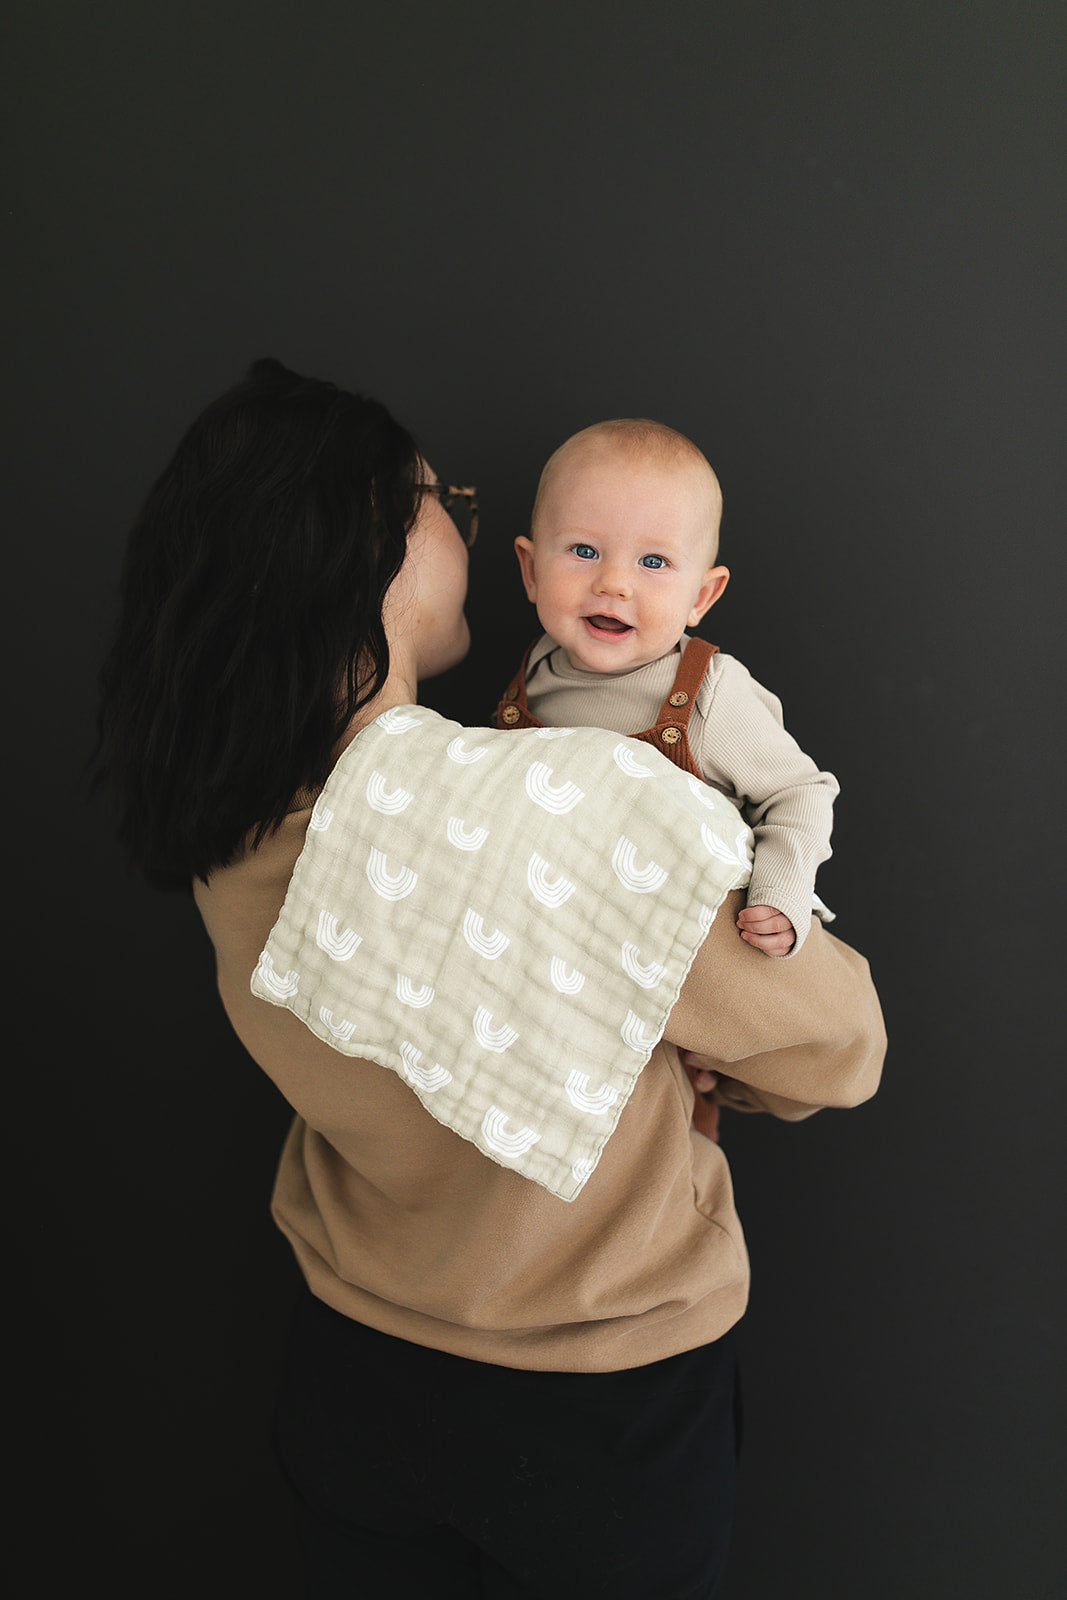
[514,535,538,602]
[687,566,730,628]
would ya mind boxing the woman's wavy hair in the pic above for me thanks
[92,358,423,890]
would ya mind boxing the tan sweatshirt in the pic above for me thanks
[194,799,884,1374]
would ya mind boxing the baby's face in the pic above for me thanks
[515,447,728,674]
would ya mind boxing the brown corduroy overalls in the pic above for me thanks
[495,637,719,778]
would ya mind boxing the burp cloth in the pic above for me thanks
[252,706,753,1200]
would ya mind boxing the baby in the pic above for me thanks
[496,419,839,959]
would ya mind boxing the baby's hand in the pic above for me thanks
[737,904,796,956]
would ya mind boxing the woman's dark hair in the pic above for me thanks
[91,358,423,889]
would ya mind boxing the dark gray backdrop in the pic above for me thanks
[7,2,1064,1595]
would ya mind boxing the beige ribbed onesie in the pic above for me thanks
[520,632,839,952]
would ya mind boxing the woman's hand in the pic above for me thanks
[679,1051,721,1143]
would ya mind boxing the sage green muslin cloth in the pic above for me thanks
[252,706,752,1201]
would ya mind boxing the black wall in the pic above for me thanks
[8,3,1063,1595]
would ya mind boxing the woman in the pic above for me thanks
[94,359,884,1598]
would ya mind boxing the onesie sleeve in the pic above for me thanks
[666,890,885,1117]
[696,653,839,954]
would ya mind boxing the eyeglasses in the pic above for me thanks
[420,482,479,549]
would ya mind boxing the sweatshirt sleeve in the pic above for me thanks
[665,890,886,1117]
[696,653,839,953]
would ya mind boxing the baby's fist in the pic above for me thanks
[737,903,796,956]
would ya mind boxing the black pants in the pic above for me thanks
[274,1288,741,1599]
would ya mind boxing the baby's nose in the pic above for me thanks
[594,561,632,596]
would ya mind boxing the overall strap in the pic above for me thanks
[496,638,547,730]
[631,638,718,776]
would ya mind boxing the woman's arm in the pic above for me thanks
[667,890,886,1118]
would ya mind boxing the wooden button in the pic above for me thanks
[501,704,521,725]
[660,726,682,745]
[668,691,689,707]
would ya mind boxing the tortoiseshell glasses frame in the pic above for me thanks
[419,482,479,549]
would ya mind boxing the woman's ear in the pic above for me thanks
[687,566,730,628]
[514,535,538,602]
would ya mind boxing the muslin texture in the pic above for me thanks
[252,706,752,1200]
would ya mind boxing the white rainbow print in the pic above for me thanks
[564,1070,619,1115]
[366,771,415,814]
[366,847,418,901]
[473,1006,519,1052]
[319,1007,356,1042]
[255,952,300,999]
[620,942,666,989]
[527,853,577,909]
[315,910,362,962]
[376,707,421,734]
[701,822,750,869]
[550,957,586,995]
[462,909,510,960]
[571,1157,596,1185]
[309,798,334,832]
[621,1009,661,1052]
[613,741,655,777]
[611,837,668,894]
[446,736,487,764]
[534,726,576,739]
[399,1042,452,1092]
[524,761,586,814]
[396,975,435,1008]
[446,816,489,851]
[686,775,720,810]
[481,1106,541,1157]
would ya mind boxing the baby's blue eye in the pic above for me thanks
[572,544,598,560]
[640,554,666,569]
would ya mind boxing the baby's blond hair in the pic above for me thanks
[532,419,722,556]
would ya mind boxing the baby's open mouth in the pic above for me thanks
[584,615,632,634]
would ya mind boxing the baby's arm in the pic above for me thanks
[668,889,885,1116]
[697,654,838,956]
